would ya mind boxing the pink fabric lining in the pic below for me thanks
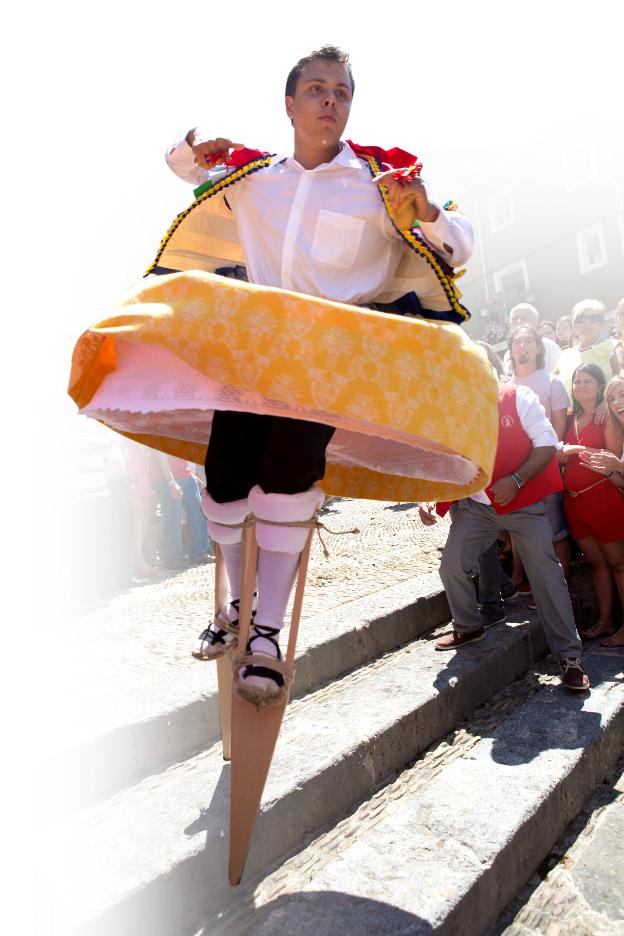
[84,340,478,488]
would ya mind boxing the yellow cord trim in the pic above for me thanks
[145,155,275,276]
[362,155,469,322]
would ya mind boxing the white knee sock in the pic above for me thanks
[220,542,244,618]
[241,549,299,691]
[255,548,300,630]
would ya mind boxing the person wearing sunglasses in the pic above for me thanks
[555,299,624,398]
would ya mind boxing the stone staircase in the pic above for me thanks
[40,562,624,936]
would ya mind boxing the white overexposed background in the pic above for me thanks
[2,0,621,931]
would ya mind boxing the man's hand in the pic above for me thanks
[372,168,439,228]
[186,131,245,170]
[418,503,438,526]
[489,476,519,508]
[170,481,183,500]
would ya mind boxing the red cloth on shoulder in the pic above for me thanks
[347,141,419,171]
[225,143,419,174]
[226,147,270,168]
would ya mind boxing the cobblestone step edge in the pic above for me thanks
[59,616,550,936]
[46,577,451,812]
[204,650,624,936]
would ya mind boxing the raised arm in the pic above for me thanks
[165,130,244,186]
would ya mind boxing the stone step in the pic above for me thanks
[46,572,450,811]
[43,612,551,936]
[495,754,624,935]
[206,648,623,936]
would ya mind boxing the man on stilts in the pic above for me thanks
[163,46,475,706]
[70,45,494,884]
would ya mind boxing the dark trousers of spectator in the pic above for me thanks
[204,411,336,503]
[477,541,516,612]
[440,498,581,659]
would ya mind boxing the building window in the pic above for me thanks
[563,147,597,191]
[493,258,530,307]
[488,189,515,233]
[576,223,608,274]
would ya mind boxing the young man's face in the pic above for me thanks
[285,59,353,150]
[510,328,538,369]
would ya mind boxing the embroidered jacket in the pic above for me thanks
[148,142,471,325]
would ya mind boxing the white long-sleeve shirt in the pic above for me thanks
[165,138,474,306]
[471,383,559,505]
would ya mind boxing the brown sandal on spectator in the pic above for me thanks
[582,621,614,641]
[600,628,624,648]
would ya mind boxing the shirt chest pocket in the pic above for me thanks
[311,210,366,269]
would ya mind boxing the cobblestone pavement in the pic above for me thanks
[46,499,450,749]
[495,756,624,936]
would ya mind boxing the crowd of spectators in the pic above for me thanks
[420,296,624,690]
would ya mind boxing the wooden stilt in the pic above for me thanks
[228,528,314,885]
[213,545,233,762]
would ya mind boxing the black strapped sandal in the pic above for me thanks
[192,598,255,661]
[233,625,294,708]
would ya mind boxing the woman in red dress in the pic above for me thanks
[560,364,624,641]
[578,375,624,645]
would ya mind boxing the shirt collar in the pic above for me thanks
[269,142,363,173]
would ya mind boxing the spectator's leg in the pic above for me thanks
[554,536,571,580]
[600,540,624,647]
[545,492,571,580]
[499,560,517,599]
[181,475,212,558]
[477,542,501,610]
[506,503,581,659]
[439,500,500,633]
[601,540,624,611]
[129,492,155,575]
[580,536,618,638]
[510,536,527,589]
[154,478,184,562]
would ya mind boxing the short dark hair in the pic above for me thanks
[285,46,354,98]
[507,324,545,371]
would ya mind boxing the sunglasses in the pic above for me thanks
[574,314,603,323]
